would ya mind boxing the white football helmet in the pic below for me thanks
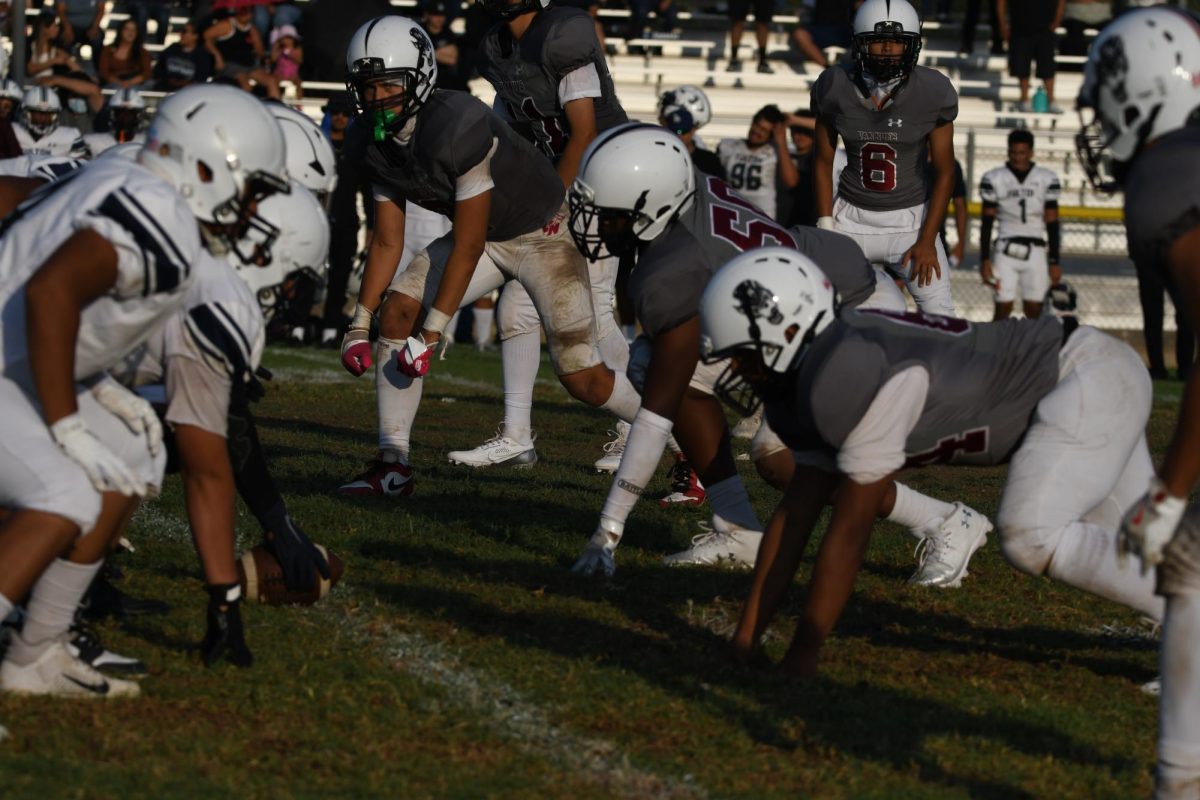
[139,84,290,263]
[1076,7,1200,193]
[0,79,22,104]
[21,86,61,138]
[233,181,331,319]
[657,85,712,129]
[700,247,838,375]
[108,87,147,140]
[268,103,337,201]
[0,47,9,81]
[852,0,922,83]
[568,123,695,260]
[346,16,437,141]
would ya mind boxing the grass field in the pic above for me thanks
[0,343,1177,799]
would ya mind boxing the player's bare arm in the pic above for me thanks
[25,229,119,424]
[979,202,998,287]
[951,190,968,265]
[641,315,703,420]
[0,176,44,218]
[175,423,238,586]
[779,472,895,678]
[904,122,954,287]
[1158,223,1200,499]
[812,117,838,221]
[558,97,598,191]
[732,465,839,665]
[774,121,801,190]
[424,189,491,344]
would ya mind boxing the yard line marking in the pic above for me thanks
[320,595,707,799]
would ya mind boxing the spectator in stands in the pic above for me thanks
[661,106,724,179]
[253,0,304,44]
[98,18,153,89]
[629,0,678,41]
[790,0,856,68]
[1137,264,1196,382]
[126,0,172,44]
[920,0,950,22]
[959,0,1003,56]
[269,23,303,98]
[726,0,774,74]
[28,12,104,114]
[784,109,817,227]
[421,1,468,92]
[55,0,104,61]
[320,91,371,347]
[1060,0,1111,68]
[998,0,1066,113]
[205,7,281,99]
[154,20,215,91]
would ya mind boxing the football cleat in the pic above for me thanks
[448,427,537,469]
[657,453,706,507]
[68,618,148,678]
[0,638,139,698]
[663,516,761,568]
[337,459,415,497]
[1141,677,1160,696]
[593,421,629,474]
[731,407,762,440]
[908,502,992,588]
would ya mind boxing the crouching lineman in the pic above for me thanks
[0,85,289,697]
[336,16,641,495]
[567,124,989,582]
[701,249,1164,682]
[1076,8,1200,798]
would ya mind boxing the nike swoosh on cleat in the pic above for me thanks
[64,674,110,695]
[381,474,411,494]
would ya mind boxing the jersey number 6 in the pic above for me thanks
[861,142,898,193]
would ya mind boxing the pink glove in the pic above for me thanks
[397,335,433,378]
[340,330,373,376]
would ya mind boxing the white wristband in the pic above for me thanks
[350,303,374,331]
[816,216,836,231]
[423,308,452,336]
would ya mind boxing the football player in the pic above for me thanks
[701,250,1162,679]
[336,17,641,496]
[446,0,634,473]
[812,0,959,316]
[1077,9,1200,798]
[979,129,1062,320]
[716,104,800,222]
[14,86,88,159]
[657,84,715,154]
[83,88,148,157]
[0,85,289,697]
[567,124,989,581]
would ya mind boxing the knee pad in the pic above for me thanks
[998,524,1055,577]
[546,320,601,376]
[38,468,102,533]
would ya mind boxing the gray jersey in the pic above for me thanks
[630,170,875,337]
[811,64,958,212]
[478,6,626,161]
[362,90,563,242]
[766,310,1063,467]
[1123,126,1200,274]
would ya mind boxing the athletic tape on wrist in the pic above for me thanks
[350,303,374,331]
[423,308,452,336]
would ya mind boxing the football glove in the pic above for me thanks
[1119,478,1187,573]
[50,413,145,496]
[397,334,433,378]
[89,373,162,457]
[201,583,252,668]
[261,506,331,592]
[340,303,374,377]
[571,520,623,577]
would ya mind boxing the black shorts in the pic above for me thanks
[1008,30,1057,80]
[729,0,773,24]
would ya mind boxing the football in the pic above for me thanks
[237,544,345,606]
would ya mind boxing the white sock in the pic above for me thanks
[1158,593,1200,797]
[1045,522,1164,620]
[500,329,540,445]
[601,407,673,533]
[473,307,495,348]
[706,475,761,532]
[8,558,103,665]
[599,371,641,424]
[598,324,630,374]
[445,310,460,341]
[376,335,422,463]
[667,435,683,456]
[887,482,956,539]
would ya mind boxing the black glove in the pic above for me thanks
[201,584,252,668]
[261,501,331,591]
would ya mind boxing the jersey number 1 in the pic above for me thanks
[861,143,898,193]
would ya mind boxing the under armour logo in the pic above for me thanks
[887,118,903,127]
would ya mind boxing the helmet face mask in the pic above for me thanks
[346,18,438,143]
[852,0,923,84]
[22,87,60,138]
[213,170,290,266]
[567,180,654,261]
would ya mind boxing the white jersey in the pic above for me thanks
[0,159,202,382]
[716,138,780,220]
[83,131,144,158]
[13,123,88,159]
[0,154,86,181]
[979,163,1061,241]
